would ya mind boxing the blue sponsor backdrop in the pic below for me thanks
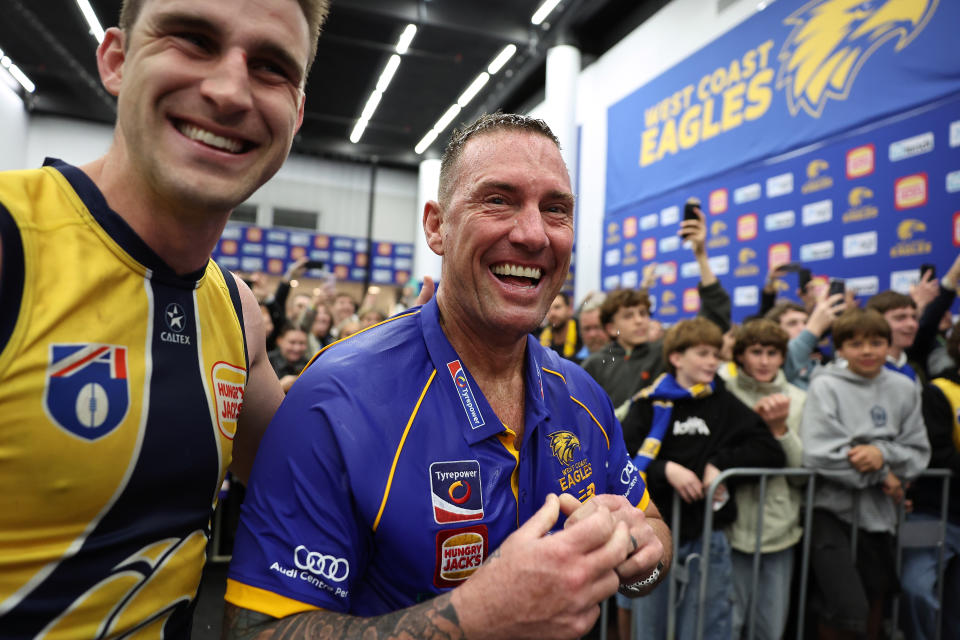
[602,0,960,322]
[212,223,414,285]
[606,0,959,213]
[601,93,960,323]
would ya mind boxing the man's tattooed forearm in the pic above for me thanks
[223,592,465,640]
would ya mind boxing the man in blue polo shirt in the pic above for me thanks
[224,113,672,639]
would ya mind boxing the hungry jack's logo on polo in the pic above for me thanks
[430,460,484,524]
[434,524,488,588]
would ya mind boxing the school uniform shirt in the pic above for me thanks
[225,296,649,617]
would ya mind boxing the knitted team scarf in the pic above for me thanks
[632,373,715,475]
[539,319,578,358]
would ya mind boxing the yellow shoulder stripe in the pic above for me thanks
[373,368,437,532]
[542,367,610,449]
[302,309,421,372]
[224,579,321,618]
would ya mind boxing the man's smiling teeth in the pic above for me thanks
[492,264,542,280]
[177,122,244,153]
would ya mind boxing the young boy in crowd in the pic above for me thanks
[720,319,806,640]
[802,308,931,640]
[619,317,785,640]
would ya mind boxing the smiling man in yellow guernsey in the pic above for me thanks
[0,0,329,636]
[223,114,672,640]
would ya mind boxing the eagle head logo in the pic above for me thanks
[848,186,874,207]
[776,0,937,118]
[711,220,727,236]
[607,222,619,234]
[739,248,757,264]
[897,219,926,240]
[547,431,581,466]
[662,290,676,304]
[806,159,829,179]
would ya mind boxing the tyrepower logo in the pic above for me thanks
[447,360,485,429]
[846,144,875,179]
[894,173,928,210]
[430,460,484,524]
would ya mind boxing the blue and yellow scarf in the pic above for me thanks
[632,373,714,475]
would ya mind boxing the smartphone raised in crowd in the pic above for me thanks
[920,263,936,280]
[683,197,701,221]
[828,279,845,300]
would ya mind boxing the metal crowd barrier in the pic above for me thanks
[611,467,953,640]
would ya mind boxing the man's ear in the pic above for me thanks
[97,27,127,96]
[423,200,444,256]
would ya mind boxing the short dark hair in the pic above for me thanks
[276,322,306,338]
[334,292,357,311]
[866,290,916,314]
[438,113,561,207]
[765,301,807,324]
[118,0,330,77]
[599,288,651,327]
[662,317,723,375]
[833,308,890,349]
[733,319,788,361]
[554,292,571,307]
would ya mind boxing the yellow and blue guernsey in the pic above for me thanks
[0,160,248,637]
[225,296,649,617]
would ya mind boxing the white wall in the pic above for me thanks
[0,81,29,172]
[10,115,418,244]
[570,0,760,303]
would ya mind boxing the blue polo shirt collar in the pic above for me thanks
[420,296,551,445]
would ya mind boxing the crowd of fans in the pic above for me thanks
[537,224,959,640]
[239,225,958,640]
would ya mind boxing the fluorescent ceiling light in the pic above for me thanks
[395,24,417,54]
[434,104,461,133]
[457,72,489,108]
[488,44,517,75]
[376,55,401,93]
[350,119,368,144]
[75,0,105,43]
[360,91,383,122]
[0,51,35,93]
[415,129,439,155]
[531,0,562,25]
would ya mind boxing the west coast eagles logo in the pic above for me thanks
[547,431,594,498]
[776,0,937,118]
[547,430,581,465]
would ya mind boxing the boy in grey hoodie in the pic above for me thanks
[802,308,930,639]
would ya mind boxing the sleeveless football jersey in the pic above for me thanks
[0,160,248,638]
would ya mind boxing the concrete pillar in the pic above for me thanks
[413,157,443,287]
[545,44,581,299]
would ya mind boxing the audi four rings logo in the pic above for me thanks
[294,545,350,582]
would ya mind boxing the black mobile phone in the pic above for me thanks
[920,263,936,280]
[798,268,812,292]
[303,260,325,270]
[683,197,701,221]
[828,279,845,299]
